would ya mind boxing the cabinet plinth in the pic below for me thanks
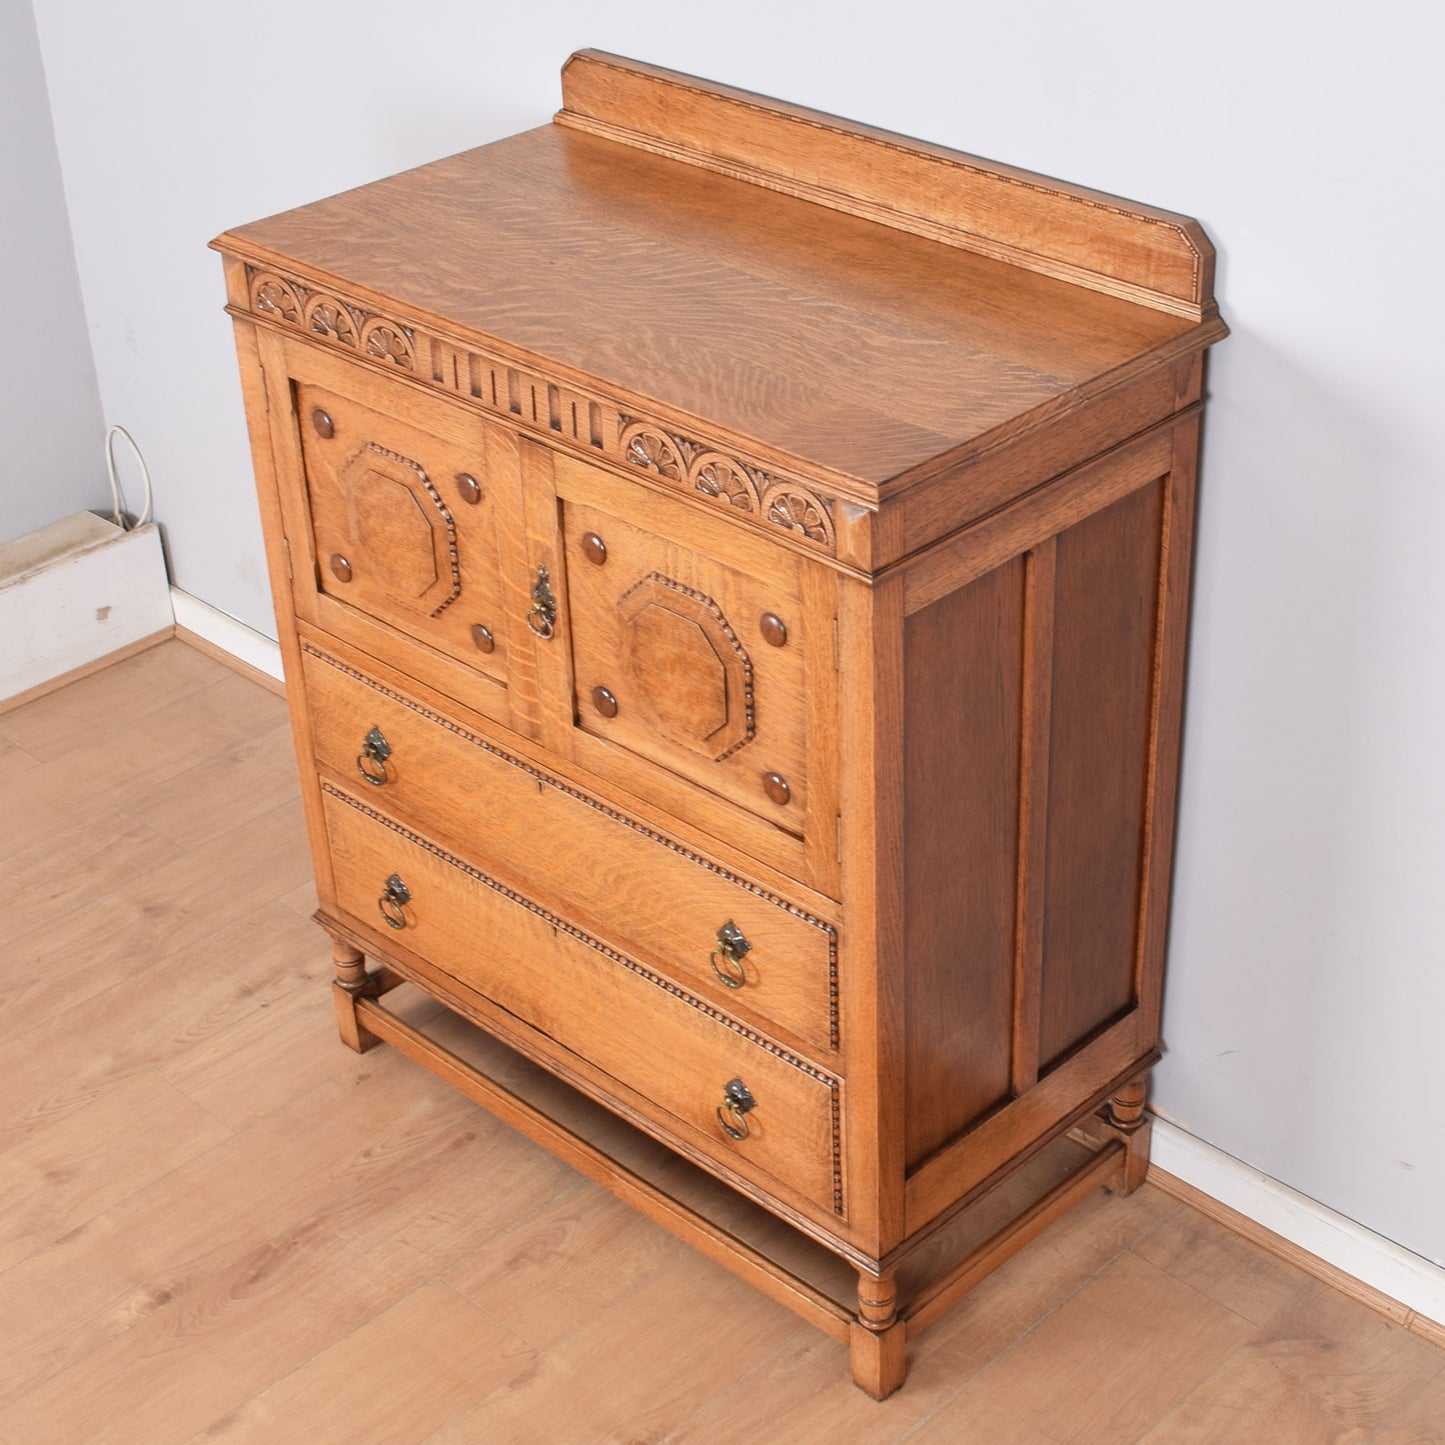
[214,49,1225,1398]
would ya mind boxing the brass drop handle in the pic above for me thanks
[526,565,557,640]
[710,920,751,989]
[717,1078,756,1140]
[356,725,392,786]
[378,873,411,930]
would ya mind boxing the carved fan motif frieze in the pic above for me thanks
[245,264,839,555]
[246,267,414,372]
[619,417,834,550]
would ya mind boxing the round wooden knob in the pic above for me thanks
[581,532,608,566]
[762,771,791,806]
[311,408,334,439]
[592,685,618,718]
[471,624,495,654]
[329,554,353,583]
[456,473,482,505]
[759,613,788,647]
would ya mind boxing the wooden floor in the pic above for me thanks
[2,638,1443,1444]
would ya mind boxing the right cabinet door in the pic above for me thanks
[544,448,839,895]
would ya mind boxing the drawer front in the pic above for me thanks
[322,784,843,1215]
[554,452,812,834]
[288,352,514,687]
[302,644,838,1056]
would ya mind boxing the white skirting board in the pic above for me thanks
[161,583,1445,1334]
[0,514,174,701]
[1151,1119,1445,1328]
[170,587,283,682]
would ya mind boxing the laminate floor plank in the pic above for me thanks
[1139,1280,1445,1444]
[444,1183,695,1353]
[0,1068,233,1273]
[3,643,1444,1443]
[0,638,231,760]
[189,1280,537,1444]
[120,718,303,851]
[424,1258,806,1444]
[0,1055,573,1437]
[904,1251,1256,1443]
[1132,1198,1313,1326]
[23,670,290,820]
[0,906,326,1150]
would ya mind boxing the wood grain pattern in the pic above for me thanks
[215,128,1211,494]
[558,51,1217,317]
[902,558,1024,1167]
[1039,480,1164,1068]
[212,53,1229,1397]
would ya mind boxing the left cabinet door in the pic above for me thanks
[259,332,532,732]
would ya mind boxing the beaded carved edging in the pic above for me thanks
[618,572,755,761]
[323,780,844,1214]
[243,264,841,556]
[343,442,461,617]
[303,644,840,1051]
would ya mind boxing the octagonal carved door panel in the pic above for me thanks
[557,457,820,839]
[290,354,514,696]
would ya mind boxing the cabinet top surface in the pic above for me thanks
[216,54,1222,491]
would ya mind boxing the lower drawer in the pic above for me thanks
[321,782,843,1216]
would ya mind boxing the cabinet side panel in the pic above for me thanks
[1039,479,1164,1068]
[902,557,1024,1168]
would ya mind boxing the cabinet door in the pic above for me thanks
[264,336,530,729]
[521,444,840,895]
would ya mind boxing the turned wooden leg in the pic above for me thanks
[849,1268,907,1400]
[331,939,382,1053]
[1100,1075,1152,1195]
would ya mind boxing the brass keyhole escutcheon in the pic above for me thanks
[330,554,353,583]
[378,873,411,930]
[762,772,791,806]
[311,407,334,439]
[356,725,392,786]
[455,473,482,505]
[717,1078,756,1140]
[592,686,618,719]
[710,920,751,989]
[581,532,608,566]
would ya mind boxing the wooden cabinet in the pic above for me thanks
[214,50,1226,1397]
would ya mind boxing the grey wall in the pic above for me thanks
[0,0,105,547]
[30,0,1445,1265]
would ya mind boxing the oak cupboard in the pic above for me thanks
[213,51,1227,1397]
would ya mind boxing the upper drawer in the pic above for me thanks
[301,642,839,1057]
[279,343,518,696]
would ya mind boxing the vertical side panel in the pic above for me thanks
[902,558,1024,1169]
[1039,479,1164,1069]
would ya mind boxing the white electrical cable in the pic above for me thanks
[104,425,154,531]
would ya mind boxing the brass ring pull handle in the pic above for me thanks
[378,873,411,930]
[356,726,392,786]
[526,565,557,640]
[717,1078,757,1140]
[710,920,751,990]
